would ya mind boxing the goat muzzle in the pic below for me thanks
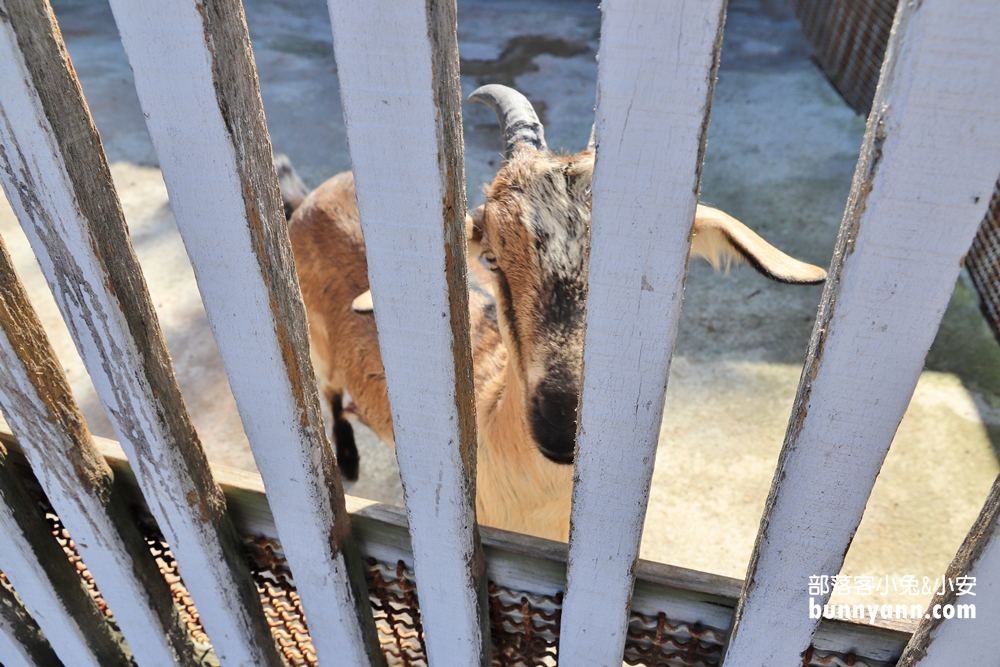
[530,375,579,465]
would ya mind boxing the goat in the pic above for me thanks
[284,84,826,541]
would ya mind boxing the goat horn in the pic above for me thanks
[587,123,596,151]
[469,84,547,158]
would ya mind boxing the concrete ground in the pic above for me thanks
[2,0,998,613]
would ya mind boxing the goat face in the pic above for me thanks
[482,153,593,464]
[469,84,828,466]
[472,86,592,464]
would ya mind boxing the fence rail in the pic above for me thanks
[104,0,384,663]
[327,1,489,664]
[1,0,999,665]
[0,226,196,666]
[0,0,280,663]
[559,1,727,665]
[0,424,914,666]
[725,0,1000,663]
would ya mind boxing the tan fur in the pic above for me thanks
[289,172,394,444]
[690,206,827,284]
[289,170,574,540]
[289,149,825,544]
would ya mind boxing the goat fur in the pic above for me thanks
[281,90,826,543]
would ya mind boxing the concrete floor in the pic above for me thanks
[2,0,999,613]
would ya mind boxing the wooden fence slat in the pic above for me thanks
[723,0,1000,663]
[896,471,1000,665]
[0,446,131,667]
[0,2,283,664]
[557,1,727,664]
[103,0,384,664]
[327,0,490,664]
[1,422,920,664]
[0,233,200,666]
[0,581,59,667]
[0,558,64,667]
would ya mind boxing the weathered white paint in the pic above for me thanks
[0,569,62,667]
[0,610,39,667]
[725,1,1000,663]
[901,530,1000,665]
[106,1,383,664]
[2,419,918,663]
[895,472,1000,666]
[0,505,102,667]
[0,3,281,664]
[0,237,196,666]
[0,437,133,667]
[0,621,40,667]
[556,1,727,664]
[328,0,491,664]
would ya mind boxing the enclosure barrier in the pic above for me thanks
[787,0,1000,358]
[786,0,897,116]
[0,426,909,666]
[726,0,1000,661]
[0,0,999,666]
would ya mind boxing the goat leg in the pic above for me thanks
[330,392,360,481]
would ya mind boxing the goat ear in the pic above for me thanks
[351,290,374,313]
[690,205,827,284]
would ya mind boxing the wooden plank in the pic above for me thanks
[326,0,490,663]
[0,569,63,667]
[557,1,727,664]
[896,470,1000,665]
[0,445,131,667]
[0,2,282,664]
[104,1,384,664]
[724,0,1000,663]
[0,232,200,666]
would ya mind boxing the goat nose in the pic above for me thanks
[538,390,578,432]
[530,378,580,464]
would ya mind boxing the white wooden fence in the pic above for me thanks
[0,0,998,665]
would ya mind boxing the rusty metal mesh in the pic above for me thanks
[2,490,892,666]
[785,0,1000,343]
[44,506,119,625]
[785,0,898,116]
[0,8,980,665]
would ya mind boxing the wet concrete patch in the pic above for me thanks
[266,36,334,61]
[461,34,591,89]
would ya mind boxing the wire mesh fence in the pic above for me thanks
[786,0,1000,343]
[0,475,890,667]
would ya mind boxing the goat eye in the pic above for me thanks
[482,251,499,270]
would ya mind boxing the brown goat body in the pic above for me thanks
[284,84,826,542]
[288,169,576,539]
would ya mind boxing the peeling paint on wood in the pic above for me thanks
[327,0,491,663]
[557,2,728,665]
[0,232,199,666]
[896,472,1000,664]
[0,552,64,667]
[0,1,282,664]
[0,445,133,667]
[724,0,1000,663]
[105,0,385,663]
[0,420,922,664]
